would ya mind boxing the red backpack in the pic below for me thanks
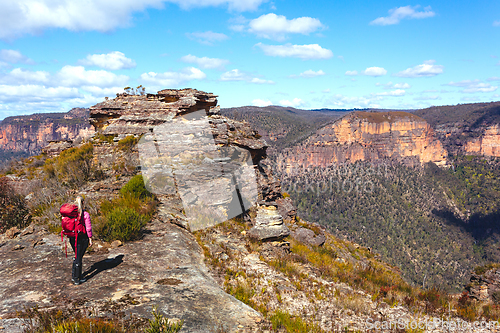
[60,203,87,258]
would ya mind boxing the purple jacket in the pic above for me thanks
[83,211,92,238]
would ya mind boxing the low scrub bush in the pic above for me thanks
[120,174,151,199]
[95,207,147,242]
[418,286,449,314]
[117,135,139,152]
[43,142,95,187]
[226,280,255,307]
[270,309,324,333]
[145,306,183,333]
[94,175,157,242]
[474,263,500,275]
[19,304,175,333]
[0,177,30,233]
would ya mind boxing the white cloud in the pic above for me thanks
[363,67,387,76]
[461,96,480,102]
[0,85,80,103]
[297,69,325,78]
[0,49,34,64]
[377,81,411,89]
[256,43,333,60]
[140,67,206,87]
[494,21,500,27]
[79,86,124,96]
[221,69,246,81]
[180,54,229,70]
[250,78,274,84]
[327,94,380,109]
[56,65,129,88]
[345,70,358,76]
[252,99,272,107]
[186,31,228,45]
[279,98,304,108]
[393,82,411,89]
[0,68,50,85]
[445,80,498,93]
[375,89,405,96]
[248,13,324,40]
[370,5,435,26]
[394,60,444,77]
[414,95,441,101]
[220,69,274,84]
[0,1,264,40]
[79,51,136,70]
[169,0,265,11]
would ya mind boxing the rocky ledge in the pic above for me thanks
[0,221,262,333]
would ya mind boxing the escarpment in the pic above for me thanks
[415,101,500,157]
[0,108,93,156]
[274,111,448,174]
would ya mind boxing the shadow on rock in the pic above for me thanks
[83,254,124,281]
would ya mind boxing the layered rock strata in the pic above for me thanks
[415,101,500,157]
[466,267,500,302]
[0,108,93,155]
[89,88,290,240]
[275,111,448,174]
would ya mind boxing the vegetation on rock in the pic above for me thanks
[94,175,156,242]
[0,177,30,232]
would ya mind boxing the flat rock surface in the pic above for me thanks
[0,222,262,332]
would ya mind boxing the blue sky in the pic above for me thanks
[0,0,499,120]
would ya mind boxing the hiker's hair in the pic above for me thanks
[75,196,85,217]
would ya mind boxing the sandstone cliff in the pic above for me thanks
[414,101,500,157]
[0,108,93,158]
[274,111,448,174]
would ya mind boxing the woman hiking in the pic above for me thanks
[62,196,93,285]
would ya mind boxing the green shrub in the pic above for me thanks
[145,306,183,333]
[95,133,115,144]
[95,207,147,242]
[270,309,323,333]
[474,263,500,275]
[418,286,449,314]
[44,142,94,187]
[95,175,157,242]
[0,177,30,233]
[120,174,151,199]
[117,135,139,151]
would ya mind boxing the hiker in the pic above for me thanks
[65,196,93,285]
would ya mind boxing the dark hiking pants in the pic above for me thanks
[69,235,89,281]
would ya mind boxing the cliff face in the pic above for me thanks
[0,108,93,157]
[414,101,500,157]
[275,111,448,174]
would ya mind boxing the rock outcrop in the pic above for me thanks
[466,267,500,302]
[415,101,500,158]
[90,88,289,238]
[274,111,448,174]
[0,108,93,157]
